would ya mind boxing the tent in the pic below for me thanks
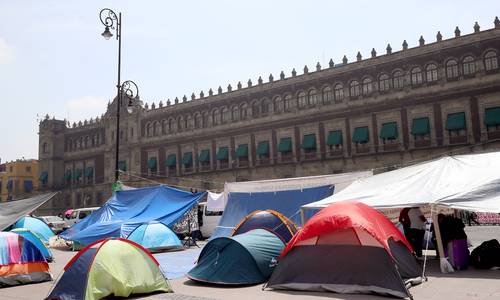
[46,238,171,300]
[231,210,298,243]
[0,192,58,231]
[60,185,205,246]
[188,229,285,285]
[127,222,182,252]
[0,232,52,287]
[12,216,55,244]
[212,185,334,239]
[266,201,421,299]
[11,228,53,262]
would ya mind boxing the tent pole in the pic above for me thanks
[430,204,453,273]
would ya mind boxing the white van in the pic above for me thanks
[198,202,223,238]
[65,207,100,228]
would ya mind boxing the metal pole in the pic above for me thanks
[114,12,122,182]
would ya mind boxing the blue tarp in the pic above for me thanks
[60,185,206,246]
[211,185,333,239]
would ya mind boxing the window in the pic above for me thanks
[410,67,423,85]
[177,117,184,131]
[168,118,174,132]
[42,142,48,153]
[378,74,390,92]
[426,64,438,82]
[297,91,307,107]
[252,102,260,117]
[221,107,230,123]
[185,115,193,129]
[322,86,333,103]
[261,99,271,114]
[26,166,31,173]
[462,56,476,75]
[154,121,161,136]
[484,51,498,71]
[146,123,152,137]
[308,89,318,105]
[446,59,459,78]
[284,94,294,111]
[274,96,283,113]
[349,81,360,98]
[194,113,202,128]
[212,109,220,125]
[334,84,344,101]
[392,70,404,89]
[231,106,239,121]
[240,103,248,119]
[162,120,168,134]
[362,78,373,95]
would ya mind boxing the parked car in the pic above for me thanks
[64,207,100,229]
[39,216,66,233]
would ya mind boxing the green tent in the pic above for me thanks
[187,229,285,285]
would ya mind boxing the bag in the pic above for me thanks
[447,239,469,270]
[470,239,500,269]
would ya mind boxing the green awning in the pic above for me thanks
[485,107,500,126]
[278,137,292,152]
[73,169,82,179]
[236,144,248,158]
[118,160,127,171]
[147,157,157,169]
[85,167,94,178]
[326,131,343,146]
[182,152,193,165]
[380,122,398,139]
[445,112,466,130]
[301,134,316,149]
[39,171,48,183]
[352,127,369,143]
[256,141,269,155]
[411,117,430,135]
[165,154,176,167]
[216,147,229,160]
[64,170,72,180]
[198,150,210,162]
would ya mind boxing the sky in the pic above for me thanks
[0,0,499,162]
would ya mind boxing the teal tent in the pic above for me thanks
[127,222,182,252]
[187,229,285,285]
[12,216,55,244]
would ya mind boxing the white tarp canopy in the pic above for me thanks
[303,151,500,213]
[206,191,224,212]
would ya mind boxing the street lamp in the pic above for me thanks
[99,8,140,182]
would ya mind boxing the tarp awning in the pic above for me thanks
[445,112,466,130]
[183,152,193,165]
[198,150,209,162]
[352,127,369,143]
[278,138,292,152]
[0,192,58,231]
[39,172,48,183]
[147,157,157,169]
[256,141,269,156]
[118,160,127,171]
[411,117,430,135]
[236,144,248,158]
[326,131,342,146]
[301,134,316,149]
[485,107,500,126]
[165,154,176,167]
[380,122,398,139]
[216,147,229,160]
[85,167,94,178]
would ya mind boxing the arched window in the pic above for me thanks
[252,102,260,117]
[185,115,193,129]
[426,64,438,82]
[42,142,48,153]
[392,70,404,89]
[212,109,220,125]
[334,84,344,101]
[221,107,230,123]
[284,94,294,111]
[91,136,95,147]
[79,137,83,148]
[410,67,423,85]
[349,80,360,98]
[484,51,498,71]
[297,91,307,107]
[146,123,152,137]
[261,99,271,114]
[95,133,100,145]
[240,103,248,119]
[84,136,89,148]
[161,120,168,134]
[177,116,184,131]
[154,121,161,136]
[273,96,283,113]
[231,106,239,121]
[462,56,476,75]
[168,118,174,133]
[202,112,209,128]
[322,86,333,103]
[362,78,373,95]
[379,74,390,91]
[308,89,318,105]
[446,59,459,78]
[194,113,201,128]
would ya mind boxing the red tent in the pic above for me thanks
[267,201,422,299]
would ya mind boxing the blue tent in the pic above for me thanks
[60,185,206,246]
[127,222,182,252]
[212,185,333,239]
[12,216,54,244]
[10,228,53,262]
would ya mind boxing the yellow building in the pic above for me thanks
[0,159,39,202]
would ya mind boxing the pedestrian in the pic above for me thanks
[407,207,426,257]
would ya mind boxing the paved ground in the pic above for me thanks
[1,226,499,300]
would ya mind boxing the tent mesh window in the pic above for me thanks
[217,147,230,169]
[256,141,270,164]
[236,144,249,167]
[485,107,500,138]
[278,137,293,162]
[198,150,210,171]
[326,130,343,155]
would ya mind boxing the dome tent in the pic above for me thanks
[127,221,182,252]
[231,210,298,243]
[12,216,55,244]
[188,229,285,285]
[0,232,52,287]
[46,238,171,300]
[266,201,422,299]
[11,228,53,262]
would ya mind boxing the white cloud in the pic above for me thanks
[66,96,107,111]
[0,38,13,64]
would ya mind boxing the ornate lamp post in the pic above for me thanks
[99,8,140,182]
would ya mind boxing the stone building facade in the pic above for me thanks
[0,159,39,202]
[38,19,500,214]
